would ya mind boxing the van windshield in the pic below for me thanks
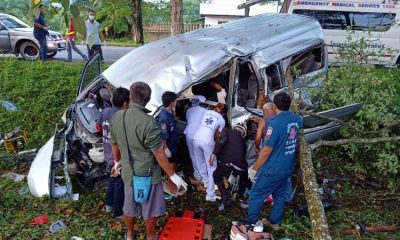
[0,17,29,29]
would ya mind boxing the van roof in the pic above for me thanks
[103,13,324,112]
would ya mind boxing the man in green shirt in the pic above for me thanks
[110,82,187,240]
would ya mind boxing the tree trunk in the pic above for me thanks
[170,0,183,35]
[132,0,144,45]
[299,134,332,239]
[287,77,332,239]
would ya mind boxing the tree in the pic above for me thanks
[170,0,183,35]
[132,0,144,44]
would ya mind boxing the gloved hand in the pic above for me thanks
[111,160,121,177]
[248,165,257,183]
[164,147,172,158]
[217,88,227,104]
[170,173,188,191]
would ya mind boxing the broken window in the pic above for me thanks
[236,62,259,108]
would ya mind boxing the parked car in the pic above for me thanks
[28,13,362,198]
[0,13,67,60]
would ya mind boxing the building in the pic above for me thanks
[200,0,281,26]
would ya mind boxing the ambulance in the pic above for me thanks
[286,0,400,65]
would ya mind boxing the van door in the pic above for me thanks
[230,58,264,127]
[0,22,11,51]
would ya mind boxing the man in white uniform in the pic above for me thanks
[185,96,207,183]
[193,102,226,201]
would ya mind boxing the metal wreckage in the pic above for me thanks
[28,14,362,198]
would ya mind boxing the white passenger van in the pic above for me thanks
[286,0,400,65]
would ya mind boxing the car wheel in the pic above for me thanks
[20,41,39,61]
[47,51,57,58]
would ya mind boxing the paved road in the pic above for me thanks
[54,45,135,64]
[0,45,135,64]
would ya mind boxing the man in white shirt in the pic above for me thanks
[82,10,105,60]
[193,102,226,201]
[185,96,207,184]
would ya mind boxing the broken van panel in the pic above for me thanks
[28,14,362,197]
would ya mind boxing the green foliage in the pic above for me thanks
[95,0,132,36]
[317,45,400,189]
[0,58,84,149]
[142,1,171,24]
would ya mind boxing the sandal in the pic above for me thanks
[124,231,137,240]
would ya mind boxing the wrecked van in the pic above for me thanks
[28,13,362,198]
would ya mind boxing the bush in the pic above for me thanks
[317,62,400,189]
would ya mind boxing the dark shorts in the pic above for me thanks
[123,182,166,220]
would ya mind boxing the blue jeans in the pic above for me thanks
[246,172,291,224]
[67,39,87,60]
[34,34,47,60]
[105,175,124,217]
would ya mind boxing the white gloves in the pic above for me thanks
[217,88,227,104]
[170,173,188,191]
[111,161,122,177]
[248,165,257,183]
[164,147,172,158]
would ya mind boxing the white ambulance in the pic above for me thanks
[286,0,400,65]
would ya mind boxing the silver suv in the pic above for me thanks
[0,13,67,60]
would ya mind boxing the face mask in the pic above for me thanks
[89,15,95,20]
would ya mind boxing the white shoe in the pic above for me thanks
[105,205,112,213]
[206,195,221,202]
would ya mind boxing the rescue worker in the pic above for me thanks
[246,92,303,226]
[193,102,226,201]
[210,125,248,206]
[96,87,130,218]
[65,17,88,62]
[184,96,207,184]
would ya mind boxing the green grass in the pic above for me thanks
[0,59,399,239]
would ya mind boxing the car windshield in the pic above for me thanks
[0,17,29,29]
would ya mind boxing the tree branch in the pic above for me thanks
[310,136,400,150]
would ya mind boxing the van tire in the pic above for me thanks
[20,41,39,61]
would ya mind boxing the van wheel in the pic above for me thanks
[20,41,39,61]
[47,51,57,58]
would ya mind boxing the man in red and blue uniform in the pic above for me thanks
[246,92,303,226]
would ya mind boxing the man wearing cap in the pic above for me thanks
[246,92,303,227]
[193,102,226,201]
[184,95,207,184]
[210,125,248,205]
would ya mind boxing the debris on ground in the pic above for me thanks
[49,220,67,233]
[18,186,30,196]
[71,237,84,240]
[296,199,334,218]
[0,99,17,112]
[29,215,48,225]
[53,185,68,198]
[1,172,25,182]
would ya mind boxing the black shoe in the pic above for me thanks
[223,198,235,207]
[64,59,72,62]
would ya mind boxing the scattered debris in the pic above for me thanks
[0,127,28,154]
[72,193,79,201]
[30,215,48,225]
[296,199,334,218]
[355,173,382,189]
[49,220,67,233]
[0,99,17,112]
[18,186,30,196]
[332,224,400,236]
[1,172,25,182]
[53,185,68,198]
[71,237,84,240]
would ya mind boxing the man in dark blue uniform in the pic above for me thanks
[246,92,303,226]
[33,4,49,62]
